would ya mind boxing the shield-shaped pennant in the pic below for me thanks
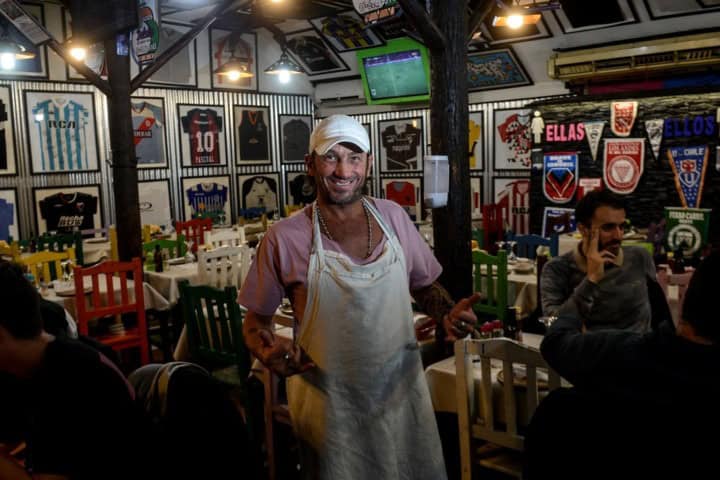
[582,121,605,162]
[603,138,644,195]
[543,152,578,204]
[644,119,664,161]
[667,145,708,208]
[610,101,638,137]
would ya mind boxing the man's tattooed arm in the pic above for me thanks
[411,282,456,324]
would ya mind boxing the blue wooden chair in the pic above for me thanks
[509,233,558,260]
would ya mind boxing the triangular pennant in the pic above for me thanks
[667,145,708,208]
[603,138,644,194]
[543,152,578,204]
[582,121,605,162]
[644,119,665,161]
[610,101,638,137]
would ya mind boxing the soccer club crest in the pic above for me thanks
[644,119,664,161]
[610,101,638,137]
[667,146,708,208]
[543,152,578,204]
[603,139,644,195]
[582,121,605,162]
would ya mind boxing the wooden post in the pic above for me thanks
[105,34,141,262]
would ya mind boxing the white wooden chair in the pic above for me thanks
[239,244,253,288]
[455,338,561,479]
[205,228,245,249]
[196,246,241,289]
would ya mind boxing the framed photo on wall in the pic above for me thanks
[131,21,197,87]
[0,188,19,241]
[381,177,423,222]
[467,48,531,92]
[132,97,167,168]
[0,2,47,78]
[493,176,531,235]
[138,179,172,227]
[0,86,17,175]
[493,108,532,171]
[234,105,271,165]
[181,175,232,226]
[470,177,483,219]
[24,91,99,174]
[542,207,576,237]
[210,29,258,91]
[378,117,424,173]
[309,11,384,53]
[642,0,719,19]
[285,171,316,206]
[280,114,311,163]
[33,185,103,235]
[469,110,483,171]
[238,173,280,217]
[285,29,350,76]
[177,104,227,167]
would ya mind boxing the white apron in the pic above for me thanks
[287,199,447,480]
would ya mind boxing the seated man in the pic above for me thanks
[541,190,663,332]
[528,251,720,478]
[0,261,148,480]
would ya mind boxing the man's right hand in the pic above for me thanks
[585,228,616,284]
[250,328,315,377]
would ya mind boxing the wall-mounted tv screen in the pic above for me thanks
[357,38,431,105]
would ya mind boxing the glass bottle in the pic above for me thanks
[154,244,164,272]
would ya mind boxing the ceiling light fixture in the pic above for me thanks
[0,29,35,70]
[214,57,253,81]
[264,49,303,84]
[492,0,560,29]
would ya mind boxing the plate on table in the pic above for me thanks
[280,301,293,315]
[54,283,92,297]
[513,262,534,274]
[167,257,188,266]
[85,237,108,244]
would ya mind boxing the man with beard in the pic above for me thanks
[541,190,662,332]
[239,115,480,479]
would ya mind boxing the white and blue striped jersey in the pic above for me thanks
[32,97,91,171]
[186,183,228,216]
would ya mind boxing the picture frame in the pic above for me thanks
[493,108,532,171]
[138,179,172,227]
[470,177,483,219]
[181,175,232,226]
[177,104,227,167]
[467,47,532,92]
[378,117,424,173]
[0,2,47,79]
[131,21,197,87]
[381,177,423,222]
[469,110,484,171]
[372,17,416,41]
[309,10,385,53]
[132,97,168,168]
[285,171,316,207]
[62,7,107,81]
[279,114,312,164]
[542,206,576,238]
[237,172,281,217]
[480,12,552,45]
[284,29,350,76]
[0,86,17,175]
[234,105,271,165]
[0,188,19,241]
[33,184,103,235]
[552,0,638,33]
[24,90,100,174]
[493,176,531,234]
[642,0,720,19]
[209,29,258,91]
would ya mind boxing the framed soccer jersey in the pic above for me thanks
[33,185,102,235]
[493,108,532,171]
[0,188,19,242]
[238,173,280,217]
[25,91,99,174]
[285,171,316,206]
[234,106,270,165]
[378,118,424,173]
[178,104,227,167]
[0,86,17,175]
[284,29,349,76]
[381,177,423,222]
[181,176,232,225]
[493,177,531,235]
[131,21,197,87]
[280,115,311,164]
[0,2,47,78]
[132,97,167,168]
[138,179,172,227]
[210,29,258,91]
[309,11,384,53]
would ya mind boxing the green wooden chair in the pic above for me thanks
[472,249,508,323]
[20,231,84,265]
[142,234,186,271]
[179,280,255,440]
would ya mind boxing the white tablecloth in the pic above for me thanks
[82,239,112,264]
[144,262,200,307]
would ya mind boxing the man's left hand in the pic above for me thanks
[443,293,482,342]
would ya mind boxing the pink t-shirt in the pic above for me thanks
[238,199,441,320]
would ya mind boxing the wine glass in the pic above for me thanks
[507,240,518,262]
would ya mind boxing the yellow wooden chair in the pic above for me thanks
[0,241,20,261]
[19,248,76,286]
[284,204,303,217]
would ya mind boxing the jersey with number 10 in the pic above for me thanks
[32,98,91,171]
[181,108,223,165]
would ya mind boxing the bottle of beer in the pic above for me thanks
[154,244,164,272]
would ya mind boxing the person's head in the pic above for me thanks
[681,251,720,344]
[305,115,372,206]
[575,190,627,255]
[0,261,44,369]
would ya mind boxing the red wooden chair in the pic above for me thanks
[73,258,150,365]
[482,204,505,255]
[175,218,213,253]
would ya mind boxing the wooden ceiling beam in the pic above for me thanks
[466,0,496,44]
[396,0,446,51]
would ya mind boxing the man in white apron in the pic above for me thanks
[240,115,480,479]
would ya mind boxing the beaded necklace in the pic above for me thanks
[316,198,373,258]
